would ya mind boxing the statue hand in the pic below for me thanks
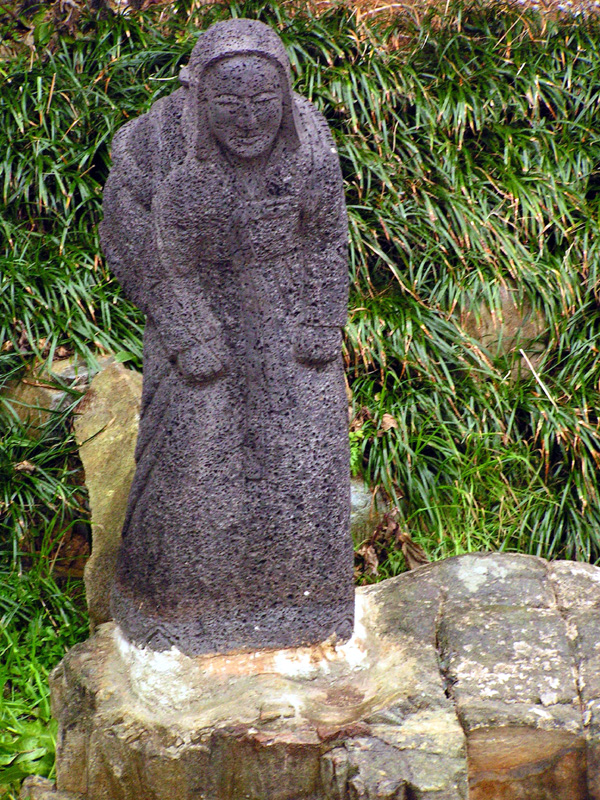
[293,325,342,366]
[176,340,226,384]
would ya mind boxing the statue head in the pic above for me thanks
[204,54,284,160]
[180,19,301,160]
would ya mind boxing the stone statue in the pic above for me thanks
[100,18,353,656]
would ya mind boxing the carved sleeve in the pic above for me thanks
[101,113,219,359]
[100,115,155,315]
[150,161,221,357]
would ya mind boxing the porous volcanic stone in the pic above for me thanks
[72,373,379,631]
[99,18,353,656]
[22,553,600,800]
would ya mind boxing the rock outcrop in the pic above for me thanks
[3,356,114,434]
[461,285,546,381]
[73,362,142,631]
[20,552,600,799]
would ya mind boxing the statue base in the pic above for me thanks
[20,553,600,800]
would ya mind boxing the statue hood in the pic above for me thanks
[179,18,302,156]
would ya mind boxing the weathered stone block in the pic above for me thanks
[22,553,600,800]
[439,607,580,729]
[73,362,142,631]
[438,551,554,609]
[350,477,387,546]
[461,285,547,380]
[468,727,588,800]
[2,356,113,434]
[548,560,600,798]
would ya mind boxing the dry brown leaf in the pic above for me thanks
[355,507,429,580]
[349,405,372,432]
[14,460,36,474]
[377,413,398,436]
[17,326,30,351]
[357,543,379,575]
[370,509,430,571]
[395,530,430,570]
[344,372,353,404]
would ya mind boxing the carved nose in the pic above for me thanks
[239,100,258,128]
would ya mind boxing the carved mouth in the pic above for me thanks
[238,135,263,144]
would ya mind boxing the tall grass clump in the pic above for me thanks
[0,552,87,795]
[332,4,600,566]
[0,396,89,795]
[1,0,600,789]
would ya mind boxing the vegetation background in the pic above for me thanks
[1,0,600,793]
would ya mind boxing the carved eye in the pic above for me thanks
[254,93,279,105]
[214,96,243,111]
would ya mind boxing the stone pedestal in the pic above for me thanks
[21,553,600,800]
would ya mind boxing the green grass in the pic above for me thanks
[1,0,600,792]
[0,562,87,795]
[0,403,88,797]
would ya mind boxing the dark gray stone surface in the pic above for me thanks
[99,18,353,655]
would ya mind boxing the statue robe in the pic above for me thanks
[101,75,353,655]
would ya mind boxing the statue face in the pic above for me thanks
[204,55,284,160]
